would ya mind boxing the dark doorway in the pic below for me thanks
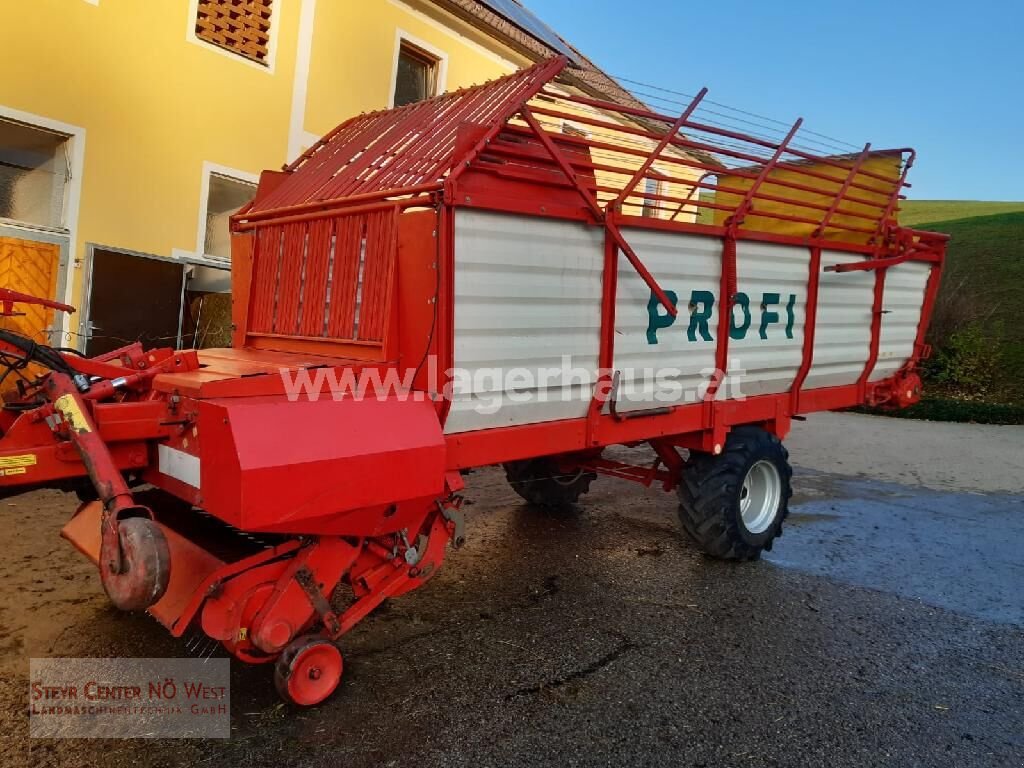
[85,248,185,356]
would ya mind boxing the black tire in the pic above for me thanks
[677,426,792,560]
[503,457,595,509]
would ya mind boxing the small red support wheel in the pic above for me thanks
[100,517,171,611]
[274,635,344,707]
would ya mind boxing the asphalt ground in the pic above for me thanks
[2,412,1022,767]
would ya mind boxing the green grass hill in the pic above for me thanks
[901,200,1024,405]
[899,200,1024,228]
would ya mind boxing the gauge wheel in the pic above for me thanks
[100,517,171,611]
[274,635,344,707]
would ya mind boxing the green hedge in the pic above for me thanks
[851,397,1024,425]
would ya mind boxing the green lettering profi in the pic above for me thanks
[730,292,751,340]
[687,290,715,342]
[646,289,679,344]
[785,293,796,339]
[759,292,780,339]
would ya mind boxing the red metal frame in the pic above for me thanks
[0,287,75,317]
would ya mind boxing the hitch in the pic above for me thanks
[46,373,170,610]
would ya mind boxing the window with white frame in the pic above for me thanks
[393,40,440,107]
[0,118,69,229]
[203,173,256,261]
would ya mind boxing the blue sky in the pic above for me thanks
[529,0,1023,201]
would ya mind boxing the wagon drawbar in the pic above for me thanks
[0,57,945,705]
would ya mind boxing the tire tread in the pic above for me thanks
[503,458,595,509]
[676,426,792,561]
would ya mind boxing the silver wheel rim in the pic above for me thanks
[739,459,782,535]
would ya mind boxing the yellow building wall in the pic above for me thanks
[0,0,533,344]
[0,0,300,310]
[305,0,527,137]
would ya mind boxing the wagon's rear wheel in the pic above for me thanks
[503,457,595,509]
[677,426,792,560]
[274,635,344,707]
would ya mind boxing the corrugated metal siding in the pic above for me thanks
[613,229,720,410]
[446,210,604,433]
[870,262,930,381]
[802,251,874,390]
[722,241,808,399]
[446,217,930,433]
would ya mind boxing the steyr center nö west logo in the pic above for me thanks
[647,289,798,345]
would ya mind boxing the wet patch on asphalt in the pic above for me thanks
[768,469,1024,625]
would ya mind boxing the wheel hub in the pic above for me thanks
[739,459,782,535]
[276,637,344,707]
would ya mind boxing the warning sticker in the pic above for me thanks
[54,394,91,434]
[0,454,37,470]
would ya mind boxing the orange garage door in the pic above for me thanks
[0,236,62,345]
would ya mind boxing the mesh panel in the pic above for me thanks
[195,0,272,65]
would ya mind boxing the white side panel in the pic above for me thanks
[870,262,930,381]
[612,229,720,410]
[445,210,604,433]
[802,251,875,391]
[447,216,922,433]
[722,241,808,399]
[613,232,808,407]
